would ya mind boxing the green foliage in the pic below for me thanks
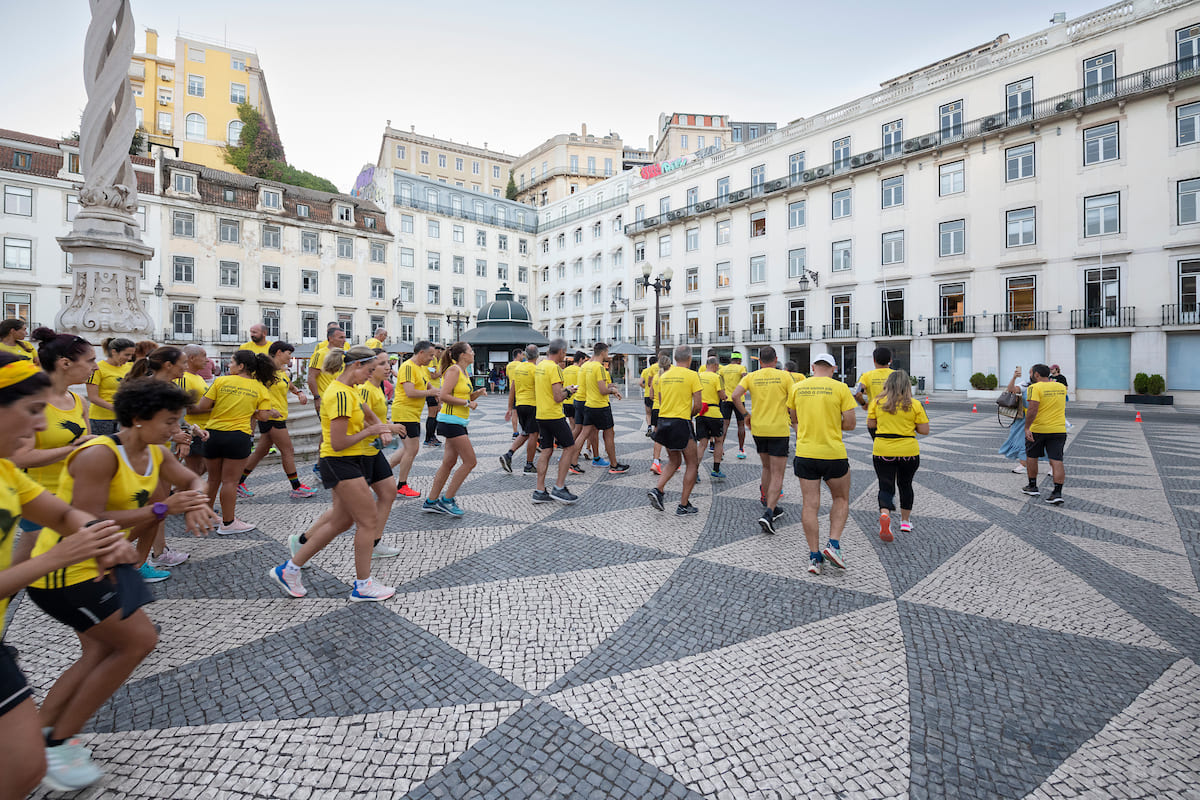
[985,373,999,390]
[505,172,518,200]
[1147,374,1165,395]
[223,102,337,192]
[969,372,989,390]
[130,128,146,156]
[1134,372,1149,394]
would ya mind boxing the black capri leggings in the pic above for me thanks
[873,455,920,512]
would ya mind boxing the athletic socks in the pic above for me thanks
[45,735,66,748]
[284,560,300,573]
[286,471,301,489]
[398,480,408,488]
[1054,482,1064,492]
[240,470,252,483]
[828,539,840,549]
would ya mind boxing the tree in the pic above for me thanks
[223,102,338,193]
[129,128,146,156]
[505,171,518,200]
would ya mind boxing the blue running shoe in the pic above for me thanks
[710,468,726,479]
[421,498,449,515]
[138,562,170,583]
[591,457,610,467]
[440,496,465,516]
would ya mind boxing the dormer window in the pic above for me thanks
[296,203,310,218]
[364,215,376,229]
[12,152,31,170]
[223,188,235,202]
[173,172,194,194]
[336,204,352,223]
[261,189,282,209]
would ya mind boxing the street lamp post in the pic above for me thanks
[154,277,164,338]
[638,263,673,353]
[445,308,470,341]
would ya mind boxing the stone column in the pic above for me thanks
[56,0,154,338]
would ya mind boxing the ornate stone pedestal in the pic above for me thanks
[56,210,153,336]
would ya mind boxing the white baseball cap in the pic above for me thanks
[812,353,837,368]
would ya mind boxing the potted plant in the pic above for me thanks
[1125,372,1173,405]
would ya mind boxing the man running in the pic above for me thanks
[731,346,795,532]
[639,358,657,436]
[176,344,211,476]
[500,344,539,475]
[789,353,857,575]
[578,343,629,473]
[390,340,440,497]
[720,352,749,459]
[696,356,727,479]
[365,328,388,349]
[504,348,525,438]
[648,345,702,515]
[854,347,893,432]
[532,339,582,505]
[648,351,671,474]
[1022,363,1068,505]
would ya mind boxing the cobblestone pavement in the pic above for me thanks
[8,397,1200,799]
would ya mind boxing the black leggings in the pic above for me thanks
[425,413,437,442]
[874,455,920,511]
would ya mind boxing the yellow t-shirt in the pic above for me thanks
[738,368,796,437]
[868,397,929,457]
[175,371,211,428]
[582,361,612,409]
[718,363,747,402]
[512,361,536,407]
[0,340,36,360]
[203,375,270,435]
[857,367,894,406]
[360,382,389,453]
[650,364,665,410]
[640,365,657,399]
[562,364,581,399]
[1,458,45,633]
[789,376,857,460]
[505,360,524,395]
[391,358,430,423]
[657,366,702,421]
[427,363,443,390]
[266,369,292,421]
[312,339,349,365]
[440,368,472,421]
[86,360,130,420]
[30,437,165,588]
[320,380,370,458]
[365,338,383,349]
[534,360,565,420]
[1027,381,1068,434]
[25,391,87,495]
[789,372,807,385]
[239,339,272,356]
[698,371,724,418]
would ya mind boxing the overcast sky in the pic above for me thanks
[2,0,1110,193]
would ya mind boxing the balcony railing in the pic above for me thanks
[708,331,735,344]
[926,316,975,335]
[633,336,651,347]
[742,328,771,343]
[871,320,913,338]
[822,323,859,340]
[534,193,629,233]
[1070,306,1135,329]
[678,333,704,345]
[779,326,813,341]
[993,311,1049,332]
[393,194,537,234]
[1161,304,1200,326]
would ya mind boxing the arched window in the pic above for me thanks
[227,119,244,144]
[185,113,206,141]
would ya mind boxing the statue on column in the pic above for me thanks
[56,0,154,337]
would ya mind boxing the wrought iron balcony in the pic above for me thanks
[1070,306,1135,329]
[708,331,735,344]
[392,194,537,234]
[779,326,813,341]
[993,311,1048,333]
[871,320,913,338]
[1161,304,1200,326]
[926,316,975,335]
[742,328,771,343]
[822,323,859,340]
[678,332,704,345]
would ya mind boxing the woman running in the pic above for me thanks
[866,370,929,542]
[190,350,280,534]
[237,341,315,500]
[0,318,38,364]
[356,351,401,557]
[0,352,130,795]
[270,345,401,601]
[26,377,216,791]
[85,337,135,436]
[422,342,485,517]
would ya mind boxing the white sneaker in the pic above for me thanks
[349,577,395,602]
[42,741,103,792]
[269,564,307,598]
[372,542,402,559]
[217,518,256,535]
[151,547,189,568]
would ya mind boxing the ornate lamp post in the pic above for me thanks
[638,263,673,353]
[445,308,470,341]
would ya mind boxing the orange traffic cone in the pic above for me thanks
[1135,411,1142,423]
[971,403,978,413]
[923,396,929,405]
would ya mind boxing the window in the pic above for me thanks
[157,111,171,133]
[172,255,194,283]
[498,263,509,281]
[686,187,699,209]
[3,186,31,216]
[1180,178,1200,225]
[173,172,194,194]
[832,189,852,219]
[556,292,566,310]
[334,274,353,297]
[452,256,464,274]
[1179,101,1200,146]
[187,74,205,97]
[832,240,852,272]
[882,120,903,155]
[591,255,601,273]
[939,220,966,256]
[1006,78,1033,122]
[750,164,766,189]
[881,175,904,208]
[610,250,623,269]
[716,307,730,337]
[716,262,731,288]
[476,229,487,247]
[428,219,440,238]
[476,259,487,277]
[832,295,852,332]
[189,46,205,62]
[789,152,806,179]
[788,248,807,278]
[172,210,194,237]
[219,218,239,243]
[428,252,441,271]
[716,177,729,201]
[518,238,528,255]
[686,267,699,292]
[301,270,318,293]
[231,55,245,71]
[217,260,239,288]
[172,303,194,336]
[1007,207,1036,246]
[686,227,699,251]
[940,283,965,321]
[1083,122,1119,165]
[1085,266,1121,322]
[518,265,528,282]
[420,150,429,165]
[659,196,670,215]
[680,135,688,150]
[262,225,281,249]
[427,320,441,343]
[371,241,386,263]
[1006,143,1035,181]
[832,137,850,169]
[66,195,79,221]
[1084,52,1116,101]
[1007,275,1037,314]
[262,264,280,291]
[498,233,509,251]
[788,299,806,332]
[716,219,731,245]
[301,231,318,254]
[732,126,742,143]
[573,259,583,276]
[634,242,645,262]
[451,224,464,243]
[750,255,766,283]
[881,231,905,264]
[1084,193,1120,236]
[333,204,351,222]
[230,82,246,104]
[3,238,31,270]
[573,289,583,308]
[262,189,281,209]
[1180,261,1199,315]
[750,210,767,237]
[939,160,964,195]
[261,310,280,339]
[788,201,806,229]
[438,154,447,168]
[427,284,441,304]
[182,112,206,142]
[338,313,354,341]
[659,234,672,258]
[939,100,963,139]
[881,288,906,331]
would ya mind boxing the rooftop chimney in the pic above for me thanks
[581,122,588,137]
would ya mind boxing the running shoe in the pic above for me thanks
[580,451,593,462]
[268,446,279,455]
[650,461,662,475]
[1011,466,1026,474]
[499,452,514,473]
[523,464,537,475]
[426,438,442,448]
[591,457,610,468]
[217,518,256,535]
[290,486,317,499]
[822,544,846,570]
[645,425,654,437]
[1045,490,1064,505]
[550,486,578,504]
[531,489,552,504]
[1021,482,1041,496]
[808,555,823,576]
[879,512,893,543]
[676,503,699,516]
[270,564,307,598]
[421,498,449,515]
[899,521,914,533]
[440,497,465,516]
[151,547,189,568]
[138,562,171,583]
[236,483,254,498]
[772,507,785,521]
[708,441,715,453]
[396,484,421,498]
[372,542,402,559]
[350,577,395,602]
[710,468,726,479]
[647,487,665,511]
[287,533,306,564]
[512,431,520,439]
[737,448,746,460]
[569,463,586,476]
[42,741,103,792]
[608,463,631,474]
[311,463,321,475]
[757,513,776,535]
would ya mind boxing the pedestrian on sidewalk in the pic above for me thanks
[1022,364,1068,505]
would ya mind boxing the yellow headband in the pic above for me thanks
[0,359,40,389]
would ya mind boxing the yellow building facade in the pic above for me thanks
[510,124,625,207]
[378,125,514,197]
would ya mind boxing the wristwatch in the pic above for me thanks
[152,501,169,521]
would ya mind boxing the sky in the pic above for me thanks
[1,0,1112,194]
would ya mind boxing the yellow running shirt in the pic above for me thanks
[698,371,724,418]
[175,372,211,428]
[1,458,45,633]
[857,367,894,406]
[31,436,164,588]
[534,360,565,420]
[266,369,293,421]
[657,366,701,420]
[789,376,857,460]
[320,381,370,458]
[869,397,928,458]
[26,391,87,495]
[512,361,536,407]
[640,365,657,399]
[1027,381,1068,434]
[440,368,472,422]
[0,341,36,360]
[87,360,130,421]
[562,364,581,395]
[203,375,270,435]
[238,340,272,356]
[582,361,612,409]
[506,360,525,397]
[737,368,796,437]
[360,381,389,453]
[718,362,747,401]
[391,358,430,423]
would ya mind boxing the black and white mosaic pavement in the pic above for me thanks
[8,397,1200,799]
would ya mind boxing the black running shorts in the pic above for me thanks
[1026,431,1066,461]
[695,416,724,440]
[794,456,850,482]
[583,406,614,431]
[0,645,31,717]
[538,417,574,449]
[204,429,252,460]
[516,405,537,437]
[754,435,790,458]
[653,418,695,451]
[437,421,469,439]
[257,420,288,434]
[27,578,122,633]
[573,400,586,425]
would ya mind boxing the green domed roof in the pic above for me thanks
[477,285,531,324]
